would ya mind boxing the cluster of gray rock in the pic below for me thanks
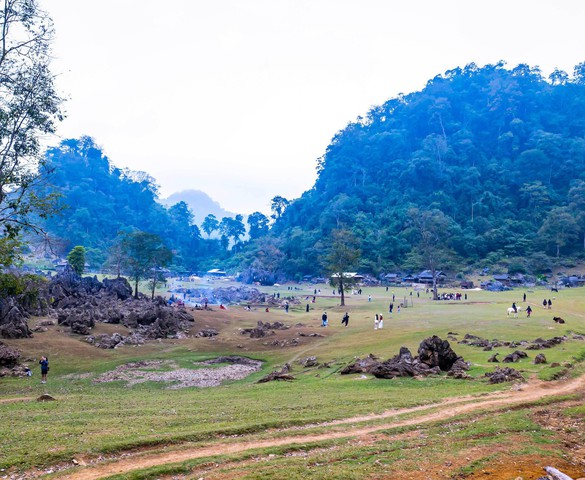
[456,333,569,351]
[240,320,290,338]
[0,266,194,346]
[341,336,471,379]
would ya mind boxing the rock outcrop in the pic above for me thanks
[342,336,469,380]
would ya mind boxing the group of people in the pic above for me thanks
[374,313,384,329]
[321,311,351,327]
[510,295,554,318]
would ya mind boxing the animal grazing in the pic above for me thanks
[506,306,523,317]
[553,316,565,324]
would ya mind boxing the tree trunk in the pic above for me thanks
[544,466,574,480]
[339,276,345,307]
[134,278,139,299]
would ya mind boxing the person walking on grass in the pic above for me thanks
[39,356,49,384]
[321,311,328,327]
[342,312,349,327]
[378,313,384,329]
[526,305,532,317]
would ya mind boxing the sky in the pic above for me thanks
[43,0,585,215]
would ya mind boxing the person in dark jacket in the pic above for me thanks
[39,356,49,384]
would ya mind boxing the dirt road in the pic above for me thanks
[54,373,585,480]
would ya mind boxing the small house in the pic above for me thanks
[417,270,446,284]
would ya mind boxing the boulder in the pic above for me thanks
[534,353,547,364]
[196,329,219,338]
[417,335,460,371]
[340,354,380,374]
[257,363,295,383]
[0,297,32,338]
[485,366,525,384]
[487,353,500,363]
[298,356,318,367]
[502,351,528,363]
[0,342,20,367]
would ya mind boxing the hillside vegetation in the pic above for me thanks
[267,62,585,278]
[35,63,585,281]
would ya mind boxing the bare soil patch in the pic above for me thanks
[92,357,263,388]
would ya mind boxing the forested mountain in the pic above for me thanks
[37,137,217,271]
[256,62,585,279]
[34,63,585,282]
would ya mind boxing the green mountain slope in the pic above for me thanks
[269,62,585,276]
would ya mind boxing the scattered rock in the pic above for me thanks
[340,354,380,374]
[37,394,56,401]
[487,353,500,363]
[485,366,525,384]
[502,351,529,363]
[195,329,219,338]
[534,353,547,364]
[257,363,295,383]
[297,356,318,367]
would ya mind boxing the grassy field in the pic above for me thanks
[1,283,584,479]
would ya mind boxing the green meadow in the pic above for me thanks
[1,284,584,479]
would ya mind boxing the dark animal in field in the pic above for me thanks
[553,316,565,324]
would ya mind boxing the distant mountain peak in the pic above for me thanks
[161,189,235,224]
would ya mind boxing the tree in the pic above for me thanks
[0,0,64,243]
[247,211,270,240]
[201,214,219,238]
[270,196,289,220]
[219,215,245,248]
[537,207,579,257]
[66,246,86,275]
[323,229,361,307]
[406,208,454,300]
[120,231,172,299]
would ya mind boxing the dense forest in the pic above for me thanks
[35,62,585,282]
[251,62,585,280]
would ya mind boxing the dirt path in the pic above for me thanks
[0,396,33,404]
[55,373,585,480]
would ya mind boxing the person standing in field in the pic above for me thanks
[378,313,384,329]
[374,313,379,330]
[526,305,532,317]
[39,356,49,384]
[321,311,328,327]
[342,312,349,327]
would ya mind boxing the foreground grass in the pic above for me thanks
[1,284,585,475]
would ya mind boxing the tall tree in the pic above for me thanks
[0,0,64,255]
[120,231,172,299]
[219,215,245,248]
[537,207,579,257]
[323,229,361,307]
[407,208,454,300]
[66,245,86,275]
[247,211,270,239]
[270,196,289,220]
[201,214,219,238]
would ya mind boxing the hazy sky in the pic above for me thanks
[43,0,585,215]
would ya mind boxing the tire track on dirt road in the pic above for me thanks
[55,373,585,480]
